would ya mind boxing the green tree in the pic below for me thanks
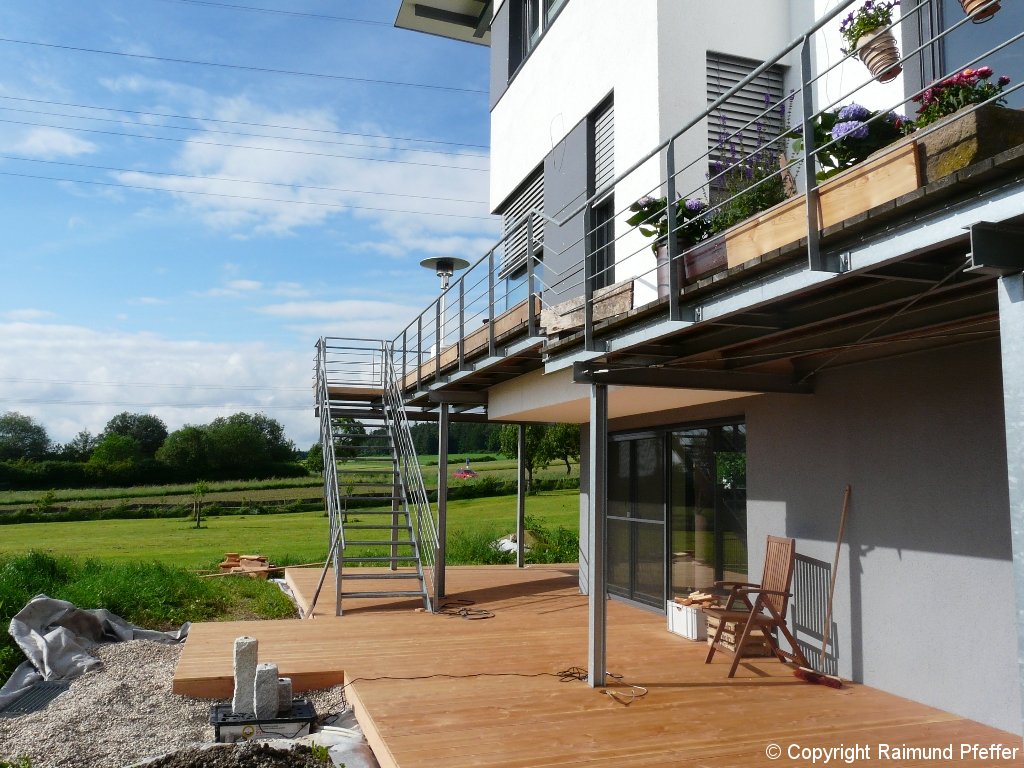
[157,426,210,476]
[88,433,141,469]
[497,424,550,493]
[0,411,51,461]
[305,442,324,474]
[192,480,209,528]
[101,412,168,458]
[539,423,581,474]
[333,417,367,461]
[205,417,268,475]
[208,412,296,465]
[56,430,98,462]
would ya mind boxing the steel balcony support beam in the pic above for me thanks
[997,271,1024,734]
[573,362,814,394]
[587,383,608,688]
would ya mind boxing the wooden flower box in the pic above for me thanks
[915,104,1024,183]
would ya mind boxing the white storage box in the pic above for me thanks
[667,600,707,640]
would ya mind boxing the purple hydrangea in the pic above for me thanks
[684,198,707,213]
[837,103,871,121]
[831,120,870,141]
[635,196,658,208]
[885,111,910,124]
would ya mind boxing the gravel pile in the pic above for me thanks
[0,641,347,768]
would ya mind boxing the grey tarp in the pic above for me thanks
[0,594,189,710]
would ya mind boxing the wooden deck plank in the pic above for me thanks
[174,565,1020,768]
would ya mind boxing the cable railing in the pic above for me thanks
[383,0,1021,382]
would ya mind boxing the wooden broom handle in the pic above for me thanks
[820,485,851,670]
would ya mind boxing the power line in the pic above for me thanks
[0,105,486,159]
[0,95,489,149]
[0,155,489,206]
[0,117,489,171]
[4,398,309,409]
[0,376,309,391]
[0,37,488,95]
[0,170,497,221]
[151,0,391,25]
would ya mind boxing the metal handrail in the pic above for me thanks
[382,343,438,609]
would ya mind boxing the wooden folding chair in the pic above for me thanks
[704,535,810,677]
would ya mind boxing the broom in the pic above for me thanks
[794,484,851,689]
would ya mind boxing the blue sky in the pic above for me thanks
[0,0,496,449]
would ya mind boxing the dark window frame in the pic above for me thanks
[508,0,569,82]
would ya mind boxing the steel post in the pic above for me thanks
[517,423,527,568]
[998,271,1024,733]
[435,402,449,602]
[588,383,608,687]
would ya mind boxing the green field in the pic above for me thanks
[0,489,580,569]
[0,457,577,512]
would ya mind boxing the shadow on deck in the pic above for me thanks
[173,565,1020,768]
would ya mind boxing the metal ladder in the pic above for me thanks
[313,338,435,616]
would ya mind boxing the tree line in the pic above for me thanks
[0,410,305,490]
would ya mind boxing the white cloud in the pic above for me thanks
[226,279,262,291]
[259,299,428,340]
[7,128,97,159]
[0,321,318,447]
[109,96,498,247]
[131,297,167,305]
[271,282,310,298]
[3,308,56,321]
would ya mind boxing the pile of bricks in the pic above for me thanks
[218,552,273,579]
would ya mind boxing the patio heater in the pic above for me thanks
[420,256,469,349]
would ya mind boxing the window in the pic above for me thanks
[705,53,785,201]
[588,99,614,291]
[508,0,568,77]
[498,168,544,310]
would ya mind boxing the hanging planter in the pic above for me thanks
[855,29,902,83]
[959,0,1000,22]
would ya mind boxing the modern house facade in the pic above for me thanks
[317,0,1024,737]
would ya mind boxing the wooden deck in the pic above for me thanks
[175,565,1021,767]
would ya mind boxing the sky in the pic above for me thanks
[0,0,497,450]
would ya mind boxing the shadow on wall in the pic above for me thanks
[790,553,838,677]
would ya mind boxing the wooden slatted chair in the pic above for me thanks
[704,535,810,677]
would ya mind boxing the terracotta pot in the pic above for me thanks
[959,0,1000,22]
[855,29,902,83]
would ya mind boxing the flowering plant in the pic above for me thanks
[839,0,899,54]
[912,66,1011,128]
[794,103,911,181]
[626,195,712,250]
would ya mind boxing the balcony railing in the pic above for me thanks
[386,0,1023,391]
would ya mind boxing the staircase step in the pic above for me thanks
[344,525,413,531]
[339,495,404,502]
[345,540,416,547]
[338,590,426,599]
[336,468,400,475]
[341,509,412,515]
[340,572,423,581]
[340,555,420,563]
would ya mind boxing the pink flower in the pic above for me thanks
[998,75,1011,87]
[977,66,993,78]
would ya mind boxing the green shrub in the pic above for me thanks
[0,552,295,686]
[446,529,515,566]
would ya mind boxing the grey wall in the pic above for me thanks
[744,340,1018,734]
[543,118,588,304]
[489,1,511,110]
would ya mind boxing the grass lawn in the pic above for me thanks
[0,489,580,570]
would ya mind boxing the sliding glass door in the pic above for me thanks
[607,435,665,607]
[669,423,747,597]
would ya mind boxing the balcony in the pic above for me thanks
[377,0,1023,416]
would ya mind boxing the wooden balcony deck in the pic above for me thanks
[174,565,1020,768]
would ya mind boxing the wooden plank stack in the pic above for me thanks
[706,615,773,656]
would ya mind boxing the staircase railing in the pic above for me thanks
[382,341,438,609]
[312,338,345,615]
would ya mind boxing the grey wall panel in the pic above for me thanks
[543,118,588,304]
[744,341,1017,734]
[490,2,510,110]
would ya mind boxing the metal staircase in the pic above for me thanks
[313,338,437,616]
